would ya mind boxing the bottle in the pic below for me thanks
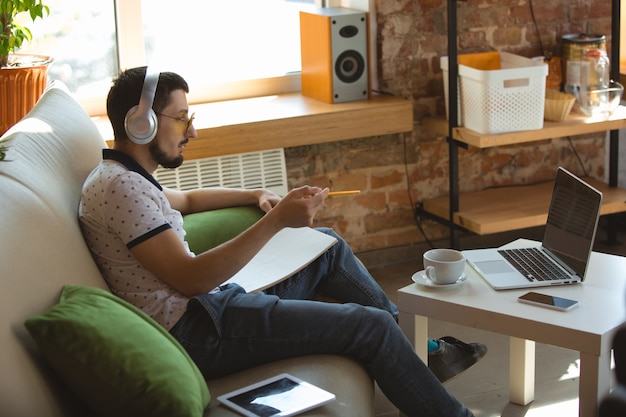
[546,56,562,91]
[578,49,611,118]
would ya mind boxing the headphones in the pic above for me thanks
[124,68,159,144]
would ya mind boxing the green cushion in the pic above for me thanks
[24,285,210,417]
[183,206,265,254]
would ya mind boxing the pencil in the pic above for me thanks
[328,190,361,197]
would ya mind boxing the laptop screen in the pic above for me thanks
[542,168,603,277]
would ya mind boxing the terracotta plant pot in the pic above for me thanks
[0,54,53,136]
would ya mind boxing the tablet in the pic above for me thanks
[217,373,336,417]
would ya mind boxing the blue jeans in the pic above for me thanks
[170,228,473,417]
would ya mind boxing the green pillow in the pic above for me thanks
[183,206,265,254]
[24,285,210,417]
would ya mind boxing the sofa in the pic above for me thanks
[0,82,375,417]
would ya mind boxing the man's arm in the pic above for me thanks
[164,187,281,215]
[131,186,329,297]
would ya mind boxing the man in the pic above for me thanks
[79,67,486,416]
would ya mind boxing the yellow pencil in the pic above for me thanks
[328,190,361,197]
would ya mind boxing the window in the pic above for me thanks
[17,0,318,115]
[15,0,116,114]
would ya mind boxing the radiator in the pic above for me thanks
[154,148,288,196]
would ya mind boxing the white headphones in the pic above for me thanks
[124,68,159,144]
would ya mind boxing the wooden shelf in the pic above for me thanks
[422,101,626,236]
[422,178,626,235]
[97,93,414,159]
[435,1,624,247]
[422,106,626,148]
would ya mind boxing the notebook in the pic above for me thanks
[463,167,603,290]
[224,227,338,293]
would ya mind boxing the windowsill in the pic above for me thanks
[96,92,414,159]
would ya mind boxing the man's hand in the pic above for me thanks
[266,185,329,228]
[256,189,282,213]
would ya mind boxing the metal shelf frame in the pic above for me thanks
[444,0,621,248]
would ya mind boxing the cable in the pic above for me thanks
[403,133,436,249]
[377,90,436,247]
[529,0,547,58]
[566,136,590,177]
[477,135,590,192]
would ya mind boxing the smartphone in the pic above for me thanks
[518,291,579,311]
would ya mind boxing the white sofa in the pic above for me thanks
[0,82,374,417]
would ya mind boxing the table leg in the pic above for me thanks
[398,311,429,363]
[578,349,612,417]
[509,337,535,405]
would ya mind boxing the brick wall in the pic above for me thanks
[287,0,613,253]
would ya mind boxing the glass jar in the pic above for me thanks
[578,49,612,118]
[561,33,606,93]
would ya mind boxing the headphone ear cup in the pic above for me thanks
[125,105,158,144]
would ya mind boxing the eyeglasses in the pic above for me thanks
[155,111,195,132]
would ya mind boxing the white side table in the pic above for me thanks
[398,239,626,417]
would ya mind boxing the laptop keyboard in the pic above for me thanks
[497,247,571,282]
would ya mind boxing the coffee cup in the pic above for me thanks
[423,248,466,285]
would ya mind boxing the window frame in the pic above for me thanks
[87,0,375,115]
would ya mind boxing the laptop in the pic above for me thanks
[463,167,603,290]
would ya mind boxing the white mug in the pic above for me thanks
[423,248,466,285]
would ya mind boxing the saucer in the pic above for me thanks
[411,270,467,289]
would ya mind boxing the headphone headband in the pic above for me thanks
[124,68,159,144]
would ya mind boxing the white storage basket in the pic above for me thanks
[442,52,548,134]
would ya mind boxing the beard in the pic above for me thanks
[149,140,184,169]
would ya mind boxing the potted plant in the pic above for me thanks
[0,0,52,136]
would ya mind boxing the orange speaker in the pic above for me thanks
[300,7,369,104]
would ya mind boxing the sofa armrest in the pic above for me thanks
[183,206,265,254]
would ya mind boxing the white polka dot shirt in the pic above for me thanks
[79,149,189,330]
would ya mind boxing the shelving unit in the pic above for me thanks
[423,175,626,235]
[422,106,626,149]
[424,0,624,248]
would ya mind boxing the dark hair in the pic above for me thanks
[106,66,189,141]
